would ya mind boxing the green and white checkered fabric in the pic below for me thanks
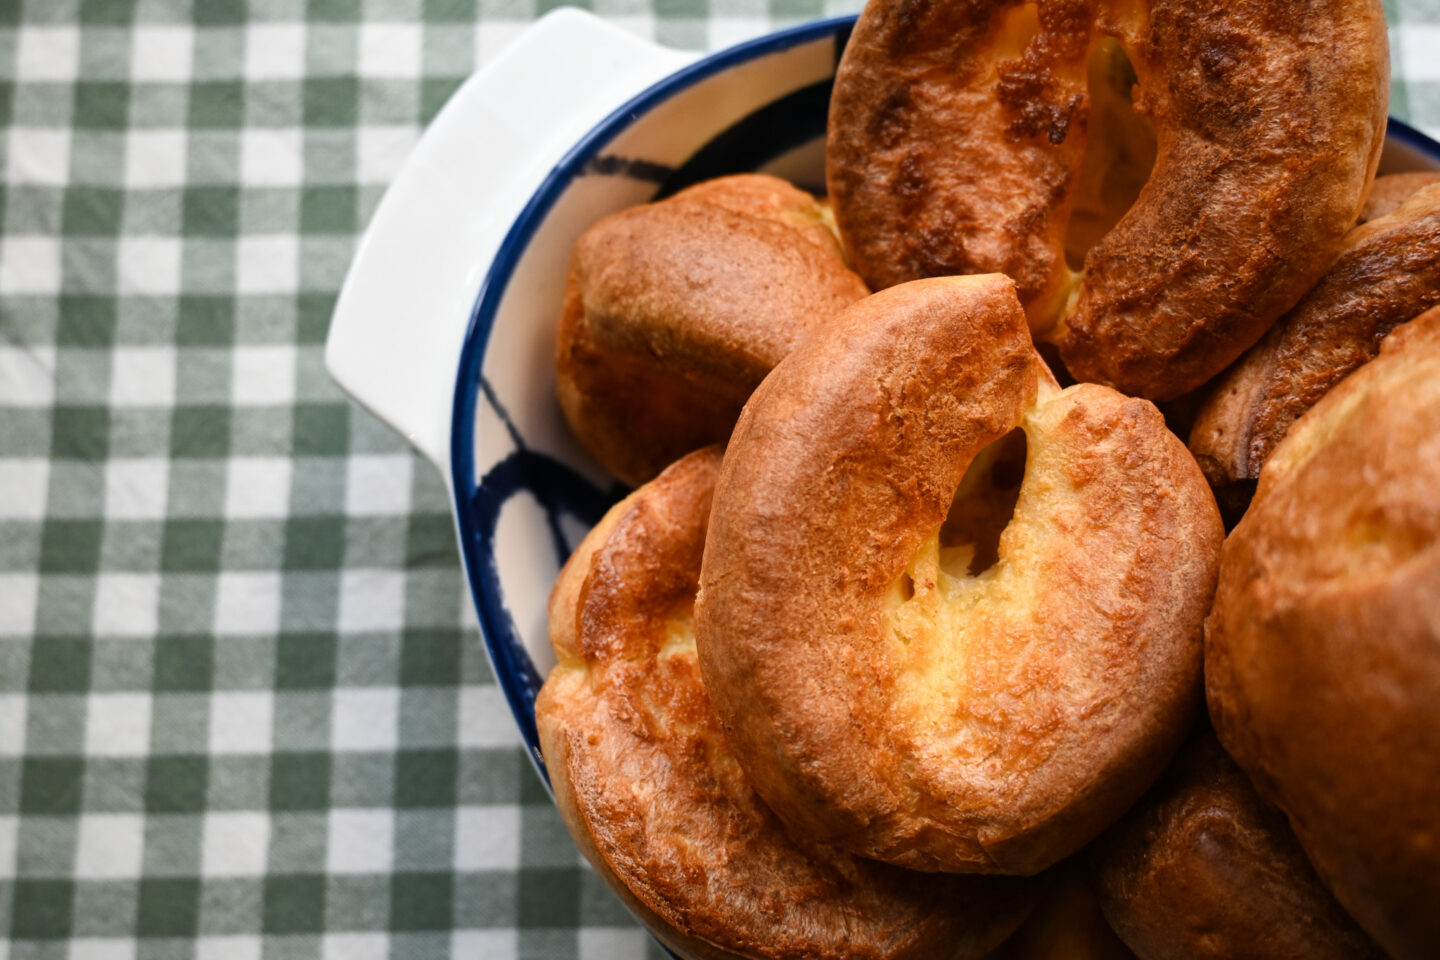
[1,1,1436,959]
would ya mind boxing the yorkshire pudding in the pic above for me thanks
[536,447,1030,960]
[695,275,1223,876]
[1189,184,1440,514]
[826,0,1389,400]
[1205,307,1440,960]
[555,174,868,487]
[1092,733,1382,960]
[987,862,1136,960]
[1361,171,1440,222]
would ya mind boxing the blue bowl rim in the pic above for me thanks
[448,10,1440,782]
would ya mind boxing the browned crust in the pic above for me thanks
[1204,307,1440,960]
[696,275,1222,877]
[1190,184,1440,506]
[1360,171,1440,222]
[1092,733,1383,960]
[537,447,1032,960]
[555,174,869,487]
[827,0,1389,400]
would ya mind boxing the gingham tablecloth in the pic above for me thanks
[1,2,1436,959]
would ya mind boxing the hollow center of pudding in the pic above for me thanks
[939,428,1028,578]
[1064,36,1156,271]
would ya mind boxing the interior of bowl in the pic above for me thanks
[448,11,1440,781]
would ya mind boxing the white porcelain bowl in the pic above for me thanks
[325,6,1440,946]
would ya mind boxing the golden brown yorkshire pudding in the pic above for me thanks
[1205,307,1440,960]
[555,174,868,487]
[536,447,1031,960]
[826,0,1389,400]
[986,862,1136,960]
[1189,184,1440,515]
[1092,733,1383,960]
[1360,171,1440,222]
[695,275,1223,877]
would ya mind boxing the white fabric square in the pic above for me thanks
[322,934,389,960]
[0,237,61,294]
[6,128,71,186]
[17,26,80,81]
[325,809,395,874]
[201,812,270,876]
[74,814,144,880]
[208,691,274,755]
[231,345,297,406]
[345,454,413,516]
[0,346,55,407]
[450,932,516,958]
[124,130,188,188]
[239,129,303,187]
[0,696,25,757]
[224,457,292,518]
[194,938,262,960]
[579,929,653,960]
[338,569,405,632]
[213,571,283,635]
[454,805,520,870]
[0,815,16,879]
[358,24,422,78]
[130,25,195,82]
[356,126,418,184]
[117,238,182,296]
[92,573,161,639]
[235,235,299,294]
[0,460,49,518]
[84,693,153,756]
[104,459,168,520]
[1401,27,1440,82]
[244,23,306,79]
[110,346,176,407]
[67,939,137,960]
[458,685,522,749]
[330,688,399,752]
[0,575,38,637]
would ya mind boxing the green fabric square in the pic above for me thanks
[453,873,517,928]
[192,0,246,25]
[274,632,337,689]
[0,520,40,572]
[152,635,215,691]
[80,0,139,23]
[39,519,103,574]
[267,812,327,872]
[578,869,637,925]
[99,519,162,572]
[303,76,359,126]
[299,185,356,234]
[296,292,336,344]
[28,636,92,692]
[141,814,203,878]
[324,875,391,930]
[11,879,75,938]
[198,878,265,935]
[145,755,209,813]
[292,403,350,456]
[263,875,327,934]
[331,752,394,806]
[231,408,292,456]
[518,868,580,928]
[207,757,271,811]
[57,296,117,347]
[72,879,141,937]
[269,751,331,810]
[188,81,244,128]
[130,84,189,128]
[391,873,453,931]
[170,406,231,458]
[394,749,458,808]
[392,810,454,871]
[308,0,364,19]
[73,82,129,130]
[176,296,236,346]
[24,693,87,758]
[19,757,84,815]
[283,515,345,569]
[406,514,455,568]
[424,0,478,19]
[458,748,521,805]
[16,816,81,878]
[0,81,9,131]
[150,694,209,754]
[137,878,200,936]
[182,186,240,236]
[221,519,284,569]
[0,639,32,692]
[60,187,123,235]
[161,519,223,573]
[400,629,461,686]
[175,348,231,405]
[50,406,109,460]
[83,757,147,813]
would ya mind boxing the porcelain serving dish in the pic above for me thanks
[325,5,1440,949]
